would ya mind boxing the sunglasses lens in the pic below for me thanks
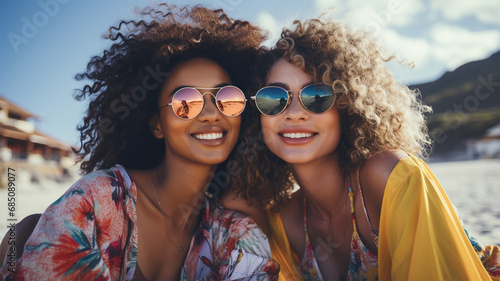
[300,84,335,113]
[216,86,246,116]
[255,87,289,115]
[171,88,203,119]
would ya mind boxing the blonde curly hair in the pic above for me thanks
[232,17,432,208]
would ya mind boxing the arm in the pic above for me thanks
[222,189,303,280]
[222,188,270,236]
[1,172,120,280]
[215,209,279,280]
[377,154,494,281]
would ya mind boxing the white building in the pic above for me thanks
[0,94,74,187]
[467,122,500,159]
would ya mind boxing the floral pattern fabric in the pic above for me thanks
[1,165,279,281]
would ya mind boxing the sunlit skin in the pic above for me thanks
[131,57,242,280]
[154,57,241,165]
[261,59,341,165]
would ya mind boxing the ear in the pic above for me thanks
[149,114,164,139]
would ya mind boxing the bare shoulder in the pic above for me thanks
[221,189,270,235]
[361,150,409,188]
[359,150,409,210]
[221,189,260,217]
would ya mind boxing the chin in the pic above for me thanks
[276,149,335,165]
[199,154,231,165]
[278,154,315,164]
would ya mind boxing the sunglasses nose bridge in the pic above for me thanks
[283,90,309,118]
[287,91,302,109]
[200,91,217,99]
[198,92,218,110]
[196,92,220,119]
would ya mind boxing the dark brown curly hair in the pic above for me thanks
[74,4,265,183]
[232,18,432,209]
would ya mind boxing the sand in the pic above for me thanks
[428,159,500,246]
[1,159,499,246]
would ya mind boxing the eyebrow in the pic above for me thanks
[266,82,315,91]
[168,82,232,96]
[266,82,289,90]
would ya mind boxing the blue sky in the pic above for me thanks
[1,0,499,146]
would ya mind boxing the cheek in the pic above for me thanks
[323,109,342,145]
[226,116,242,145]
[163,115,183,133]
[231,117,242,136]
[260,115,275,132]
[260,116,278,147]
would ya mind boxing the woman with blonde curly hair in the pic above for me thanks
[0,4,280,280]
[225,18,500,280]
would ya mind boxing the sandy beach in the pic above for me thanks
[428,159,500,246]
[1,158,499,246]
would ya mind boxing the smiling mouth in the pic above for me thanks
[280,132,316,139]
[192,132,224,140]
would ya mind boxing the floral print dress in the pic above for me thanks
[1,165,279,281]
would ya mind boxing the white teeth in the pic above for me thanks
[194,133,224,140]
[282,132,313,138]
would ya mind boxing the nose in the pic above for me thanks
[197,92,220,122]
[283,92,308,121]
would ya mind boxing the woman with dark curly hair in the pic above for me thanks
[225,18,500,280]
[0,5,280,281]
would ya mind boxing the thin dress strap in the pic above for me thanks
[355,167,379,237]
[347,176,357,234]
[302,196,323,280]
[348,171,380,281]
[303,196,311,247]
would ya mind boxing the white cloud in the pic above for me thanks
[265,0,499,83]
[390,0,425,26]
[315,0,343,14]
[256,11,283,47]
[379,28,431,68]
[378,23,500,75]
[429,24,500,70]
[315,0,425,27]
[431,0,500,24]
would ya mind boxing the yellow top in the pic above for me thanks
[267,209,303,280]
[378,154,497,281]
[266,154,499,280]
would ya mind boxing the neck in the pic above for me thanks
[290,152,346,217]
[150,155,216,228]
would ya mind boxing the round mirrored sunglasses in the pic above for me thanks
[159,86,246,119]
[251,84,335,116]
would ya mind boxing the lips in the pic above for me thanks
[280,132,314,138]
[278,129,317,145]
[192,132,224,140]
[191,127,227,146]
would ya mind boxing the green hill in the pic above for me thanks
[409,51,500,160]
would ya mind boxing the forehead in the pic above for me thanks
[266,59,312,87]
[164,57,231,89]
